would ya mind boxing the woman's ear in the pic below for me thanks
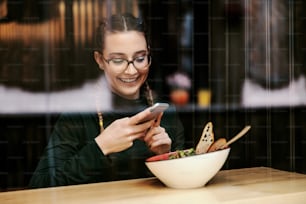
[94,51,104,70]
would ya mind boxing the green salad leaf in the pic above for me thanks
[169,148,196,159]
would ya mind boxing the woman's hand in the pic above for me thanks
[95,115,156,155]
[143,113,172,155]
[95,108,161,155]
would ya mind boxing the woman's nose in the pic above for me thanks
[124,62,138,74]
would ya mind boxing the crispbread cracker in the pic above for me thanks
[195,122,214,154]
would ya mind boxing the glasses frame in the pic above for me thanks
[102,53,151,72]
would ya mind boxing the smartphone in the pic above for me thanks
[149,102,169,113]
[137,103,169,124]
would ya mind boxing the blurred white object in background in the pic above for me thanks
[0,75,112,114]
[242,75,306,107]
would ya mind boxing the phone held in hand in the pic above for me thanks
[137,103,169,124]
[149,103,169,113]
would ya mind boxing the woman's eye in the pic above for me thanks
[135,56,145,63]
[111,58,125,64]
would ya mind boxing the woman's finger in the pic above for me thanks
[129,108,153,125]
[153,112,163,127]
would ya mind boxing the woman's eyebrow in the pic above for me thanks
[134,50,148,56]
[108,50,148,58]
[107,53,126,58]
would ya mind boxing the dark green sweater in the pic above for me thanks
[29,98,185,188]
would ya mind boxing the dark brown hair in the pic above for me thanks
[94,13,150,53]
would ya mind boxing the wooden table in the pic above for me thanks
[1,167,306,204]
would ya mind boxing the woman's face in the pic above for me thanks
[94,31,149,100]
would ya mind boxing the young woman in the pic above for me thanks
[29,13,185,188]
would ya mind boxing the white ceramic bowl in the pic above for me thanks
[145,148,230,189]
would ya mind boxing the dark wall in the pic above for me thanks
[0,114,59,191]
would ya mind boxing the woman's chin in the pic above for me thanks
[116,88,140,100]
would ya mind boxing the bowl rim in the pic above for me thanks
[145,147,230,163]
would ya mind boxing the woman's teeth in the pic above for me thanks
[120,78,137,83]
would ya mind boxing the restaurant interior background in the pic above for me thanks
[1,0,306,191]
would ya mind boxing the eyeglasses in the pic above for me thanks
[102,54,151,72]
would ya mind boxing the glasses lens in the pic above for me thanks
[108,55,150,71]
[133,55,150,69]
[109,58,128,71]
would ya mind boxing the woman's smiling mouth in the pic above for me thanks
[119,77,139,83]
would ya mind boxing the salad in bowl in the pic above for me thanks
[145,122,250,189]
